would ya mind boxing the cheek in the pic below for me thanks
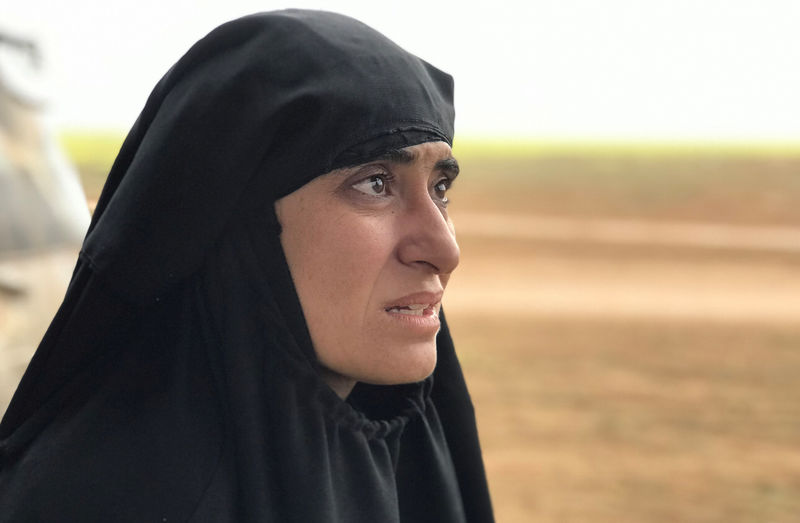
[283,211,395,355]
[289,216,390,303]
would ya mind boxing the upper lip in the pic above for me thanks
[384,290,444,310]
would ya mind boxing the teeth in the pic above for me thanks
[386,304,431,316]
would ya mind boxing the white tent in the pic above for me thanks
[0,31,89,255]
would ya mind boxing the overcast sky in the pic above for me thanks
[4,0,800,141]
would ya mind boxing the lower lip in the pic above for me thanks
[383,307,441,334]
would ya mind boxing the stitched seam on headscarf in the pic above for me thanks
[333,121,452,161]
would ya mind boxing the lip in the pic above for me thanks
[382,290,443,333]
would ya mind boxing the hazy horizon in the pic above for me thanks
[4,0,800,142]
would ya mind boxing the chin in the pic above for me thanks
[361,339,438,385]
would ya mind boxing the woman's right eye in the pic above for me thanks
[351,174,389,196]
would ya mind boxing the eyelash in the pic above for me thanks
[350,171,397,197]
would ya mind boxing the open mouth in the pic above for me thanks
[385,303,438,317]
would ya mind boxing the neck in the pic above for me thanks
[319,367,356,399]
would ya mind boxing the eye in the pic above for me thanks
[351,174,389,196]
[432,178,452,204]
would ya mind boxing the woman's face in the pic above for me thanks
[275,141,460,396]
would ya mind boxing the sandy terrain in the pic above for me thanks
[445,211,800,523]
[0,248,76,413]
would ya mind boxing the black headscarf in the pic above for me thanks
[0,10,493,522]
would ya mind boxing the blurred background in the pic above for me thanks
[2,1,800,521]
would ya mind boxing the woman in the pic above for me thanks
[0,10,493,522]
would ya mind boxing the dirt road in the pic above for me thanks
[447,212,800,323]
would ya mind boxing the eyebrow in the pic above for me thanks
[375,148,460,179]
[435,157,460,179]
[376,148,416,164]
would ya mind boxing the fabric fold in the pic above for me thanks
[0,9,493,522]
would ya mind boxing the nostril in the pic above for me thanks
[413,260,440,273]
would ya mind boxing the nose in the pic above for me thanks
[396,193,460,275]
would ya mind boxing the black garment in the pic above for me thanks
[0,10,493,522]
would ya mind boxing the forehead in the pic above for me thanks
[336,142,458,175]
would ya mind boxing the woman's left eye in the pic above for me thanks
[433,178,451,204]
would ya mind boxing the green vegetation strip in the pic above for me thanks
[59,131,126,170]
[453,138,800,158]
[60,130,800,166]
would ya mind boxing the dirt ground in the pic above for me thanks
[0,248,77,413]
[446,223,800,523]
[3,149,800,521]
